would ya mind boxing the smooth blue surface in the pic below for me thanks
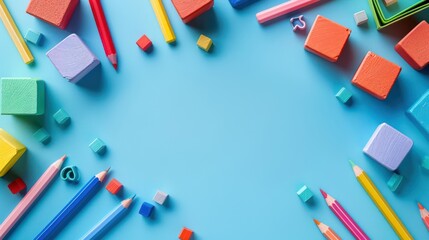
[0,0,428,239]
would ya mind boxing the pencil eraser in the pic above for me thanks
[363,123,413,171]
[352,51,401,100]
[153,190,168,205]
[25,29,43,45]
[139,202,155,218]
[8,178,26,194]
[395,21,429,70]
[26,0,79,29]
[46,34,100,83]
[0,129,26,177]
[179,227,193,240]
[1,78,45,115]
[171,0,213,23]
[304,15,351,62]
[33,128,51,144]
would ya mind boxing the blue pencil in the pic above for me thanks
[80,195,135,240]
[35,168,110,240]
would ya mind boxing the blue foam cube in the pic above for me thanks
[139,202,154,218]
[407,90,429,137]
[336,87,352,104]
[53,108,71,126]
[387,173,403,192]
[228,0,256,8]
[89,138,106,154]
[297,185,313,203]
[33,128,50,144]
[25,29,43,45]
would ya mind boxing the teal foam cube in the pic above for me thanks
[297,185,313,202]
[387,173,403,192]
[25,29,43,45]
[1,78,45,115]
[33,128,50,144]
[407,90,429,137]
[89,138,106,154]
[336,87,352,104]
[422,156,429,170]
[53,108,71,126]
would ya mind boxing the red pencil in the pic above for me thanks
[89,0,117,69]
[418,202,429,230]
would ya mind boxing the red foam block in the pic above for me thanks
[8,178,26,194]
[26,0,79,29]
[137,35,153,52]
[171,0,214,23]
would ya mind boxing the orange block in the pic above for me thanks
[352,51,401,100]
[26,0,79,29]
[178,227,193,240]
[171,0,214,23]
[106,178,123,195]
[304,15,351,62]
[395,20,429,70]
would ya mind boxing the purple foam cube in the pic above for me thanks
[46,34,100,83]
[363,123,413,171]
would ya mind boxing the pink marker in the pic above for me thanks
[256,0,320,24]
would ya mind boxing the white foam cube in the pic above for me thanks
[354,10,368,26]
[153,190,168,205]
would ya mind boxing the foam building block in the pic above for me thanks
[336,87,352,104]
[171,0,213,23]
[352,51,401,100]
[304,15,351,62]
[395,21,429,70]
[26,0,79,29]
[387,173,403,192]
[421,156,429,170]
[8,178,26,194]
[179,227,193,240]
[384,0,397,7]
[197,34,212,52]
[53,108,71,126]
[354,10,368,26]
[153,190,168,205]
[89,138,106,154]
[33,128,50,144]
[297,185,313,202]
[363,123,413,171]
[229,0,256,8]
[0,129,26,177]
[139,202,155,218]
[1,78,45,115]
[136,35,153,52]
[46,34,100,83]
[25,29,43,45]
[106,178,122,194]
[407,90,429,136]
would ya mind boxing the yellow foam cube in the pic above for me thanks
[0,129,26,177]
[197,34,213,52]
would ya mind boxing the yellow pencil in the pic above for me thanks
[350,161,413,240]
[150,0,176,43]
[0,0,34,64]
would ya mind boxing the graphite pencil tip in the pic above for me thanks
[131,194,136,200]
[320,189,327,198]
[105,167,111,173]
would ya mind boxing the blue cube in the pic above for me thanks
[33,128,50,144]
[407,90,429,137]
[336,87,352,104]
[53,108,71,126]
[139,202,154,218]
[89,138,106,154]
[387,173,403,192]
[25,29,43,45]
[297,185,313,203]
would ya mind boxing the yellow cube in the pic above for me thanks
[197,34,213,52]
[0,129,26,177]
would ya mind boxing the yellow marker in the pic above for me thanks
[150,0,176,43]
[0,0,34,64]
[350,161,413,240]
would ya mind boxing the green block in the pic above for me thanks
[297,185,313,202]
[89,138,106,154]
[1,78,45,115]
[53,108,71,126]
[422,156,429,170]
[387,173,403,192]
[336,87,352,104]
[33,128,50,144]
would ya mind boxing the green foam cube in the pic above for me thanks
[297,185,313,202]
[1,78,45,115]
[53,108,70,126]
[336,87,352,104]
[387,173,403,192]
[33,128,50,144]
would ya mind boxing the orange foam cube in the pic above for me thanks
[352,51,401,100]
[178,227,193,240]
[106,178,123,195]
[304,15,351,62]
[26,0,79,29]
[395,20,429,70]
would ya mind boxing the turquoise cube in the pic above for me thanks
[387,173,403,192]
[1,78,45,115]
[33,128,50,144]
[422,156,429,170]
[25,29,43,45]
[89,138,106,154]
[336,87,352,104]
[407,90,429,137]
[297,185,313,202]
[53,108,71,126]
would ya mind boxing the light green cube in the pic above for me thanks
[89,138,106,154]
[33,128,50,144]
[387,173,403,192]
[336,87,352,104]
[297,185,313,202]
[1,78,45,115]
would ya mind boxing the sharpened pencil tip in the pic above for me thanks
[105,167,111,173]
[131,194,136,200]
[349,160,356,167]
[313,219,320,225]
[320,189,327,198]
[113,64,117,70]
[60,155,67,161]
[418,202,424,210]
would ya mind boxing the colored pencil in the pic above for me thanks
[80,195,135,240]
[313,219,342,240]
[320,189,369,240]
[256,0,320,24]
[0,156,66,239]
[89,0,117,69]
[150,0,176,43]
[0,0,34,64]
[350,161,413,240]
[35,168,110,240]
[418,202,429,231]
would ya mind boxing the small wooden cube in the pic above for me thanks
[387,173,403,192]
[25,29,43,45]
[178,227,193,240]
[171,0,213,23]
[106,178,123,194]
[384,0,397,7]
[1,78,45,115]
[395,21,429,70]
[421,156,429,170]
[407,90,429,137]
[336,87,352,104]
[53,108,71,126]
[153,190,169,205]
[0,129,26,177]
[353,10,368,26]
[304,15,351,62]
[8,178,26,194]
[139,202,155,217]
[352,51,401,100]
[297,185,313,202]
[33,128,50,144]
[363,123,412,171]
[197,34,212,52]
[26,0,79,29]
[136,35,153,52]
[89,138,106,154]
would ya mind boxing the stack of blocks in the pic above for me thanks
[137,35,153,52]
[153,190,168,205]
[297,185,313,203]
[352,51,401,100]
[171,0,214,23]
[387,173,403,192]
[53,108,71,127]
[179,227,193,240]
[89,138,106,154]
[139,202,155,218]
[25,29,43,45]
[336,87,352,104]
[106,178,122,195]
[197,34,213,52]
[363,123,413,171]
[304,15,351,62]
[26,0,79,29]
[47,34,100,83]
[395,21,429,70]
[0,129,26,177]
[33,128,50,144]
[1,78,45,115]
[8,178,26,194]
[407,90,429,137]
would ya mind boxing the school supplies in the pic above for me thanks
[418,203,429,231]
[313,219,342,240]
[150,0,176,43]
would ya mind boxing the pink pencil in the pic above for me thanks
[321,189,370,240]
[418,203,429,231]
[0,155,66,239]
[256,0,320,24]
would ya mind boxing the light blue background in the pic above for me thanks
[0,0,428,239]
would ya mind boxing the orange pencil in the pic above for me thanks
[314,219,342,240]
[418,203,429,231]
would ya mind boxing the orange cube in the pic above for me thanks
[352,51,401,100]
[26,0,79,29]
[178,227,193,240]
[304,15,351,62]
[106,178,123,195]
